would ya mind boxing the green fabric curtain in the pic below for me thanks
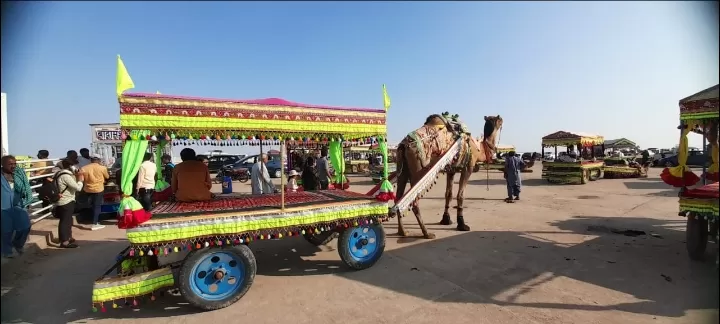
[378,138,393,195]
[328,141,346,184]
[119,139,148,212]
[154,140,169,190]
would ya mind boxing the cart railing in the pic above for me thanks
[17,158,61,223]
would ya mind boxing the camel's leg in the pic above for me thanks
[455,167,472,231]
[440,171,455,225]
[393,169,412,236]
[411,198,435,239]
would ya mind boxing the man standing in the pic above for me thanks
[503,151,525,203]
[81,156,109,230]
[1,155,32,259]
[135,153,156,211]
[78,148,92,169]
[316,148,332,190]
[251,154,276,195]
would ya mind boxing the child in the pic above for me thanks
[287,170,300,192]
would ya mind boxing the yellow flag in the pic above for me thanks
[156,91,161,94]
[382,84,391,111]
[116,55,135,97]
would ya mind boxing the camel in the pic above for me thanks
[391,113,503,239]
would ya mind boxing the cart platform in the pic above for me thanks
[127,191,388,248]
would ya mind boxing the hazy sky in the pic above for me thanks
[1,1,718,157]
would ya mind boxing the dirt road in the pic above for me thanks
[1,166,718,324]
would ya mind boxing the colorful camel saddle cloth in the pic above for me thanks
[405,125,456,169]
[404,113,477,170]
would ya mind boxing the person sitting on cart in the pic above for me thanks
[161,154,174,184]
[302,156,319,191]
[287,170,300,192]
[250,153,276,195]
[172,148,212,202]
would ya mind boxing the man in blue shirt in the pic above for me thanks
[1,155,32,259]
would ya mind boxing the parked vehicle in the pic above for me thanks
[226,153,287,178]
[656,149,709,167]
[207,154,244,173]
[215,166,250,183]
[543,152,555,162]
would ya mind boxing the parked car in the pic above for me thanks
[543,152,555,162]
[656,150,709,167]
[226,153,287,178]
[207,154,244,173]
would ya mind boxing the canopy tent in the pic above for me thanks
[604,138,638,150]
[679,84,719,121]
[118,93,387,141]
[541,131,604,147]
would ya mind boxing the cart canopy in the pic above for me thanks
[542,131,604,147]
[679,84,719,121]
[119,93,387,141]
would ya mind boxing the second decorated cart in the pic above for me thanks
[541,131,605,184]
[91,90,393,312]
[660,84,718,263]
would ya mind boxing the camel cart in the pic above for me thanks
[91,92,390,312]
[541,131,605,184]
[602,156,647,179]
[660,84,718,263]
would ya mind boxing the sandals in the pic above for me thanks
[60,242,79,248]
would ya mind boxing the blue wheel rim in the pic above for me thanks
[189,251,245,301]
[347,225,380,262]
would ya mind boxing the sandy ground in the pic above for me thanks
[1,165,718,324]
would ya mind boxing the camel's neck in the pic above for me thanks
[469,136,492,163]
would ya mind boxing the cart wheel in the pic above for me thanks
[303,231,339,246]
[338,223,386,270]
[580,170,589,184]
[179,245,256,311]
[686,216,709,260]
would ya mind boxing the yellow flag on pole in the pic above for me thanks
[116,55,135,97]
[382,84,391,111]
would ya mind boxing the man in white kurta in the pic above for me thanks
[251,154,276,195]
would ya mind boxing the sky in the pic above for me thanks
[1,1,718,158]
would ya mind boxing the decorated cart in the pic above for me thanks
[541,131,605,184]
[602,157,648,179]
[92,57,395,312]
[660,84,718,263]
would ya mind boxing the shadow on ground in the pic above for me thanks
[6,214,718,322]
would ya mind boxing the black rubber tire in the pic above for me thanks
[303,231,339,246]
[178,245,256,311]
[272,169,282,178]
[337,224,386,270]
[238,175,249,183]
[686,216,709,261]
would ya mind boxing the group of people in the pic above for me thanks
[1,148,111,257]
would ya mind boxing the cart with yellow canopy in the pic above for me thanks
[541,131,605,184]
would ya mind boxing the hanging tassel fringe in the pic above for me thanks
[392,138,462,212]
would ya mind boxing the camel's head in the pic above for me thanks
[482,115,503,147]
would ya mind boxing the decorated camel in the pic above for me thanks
[391,113,503,238]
